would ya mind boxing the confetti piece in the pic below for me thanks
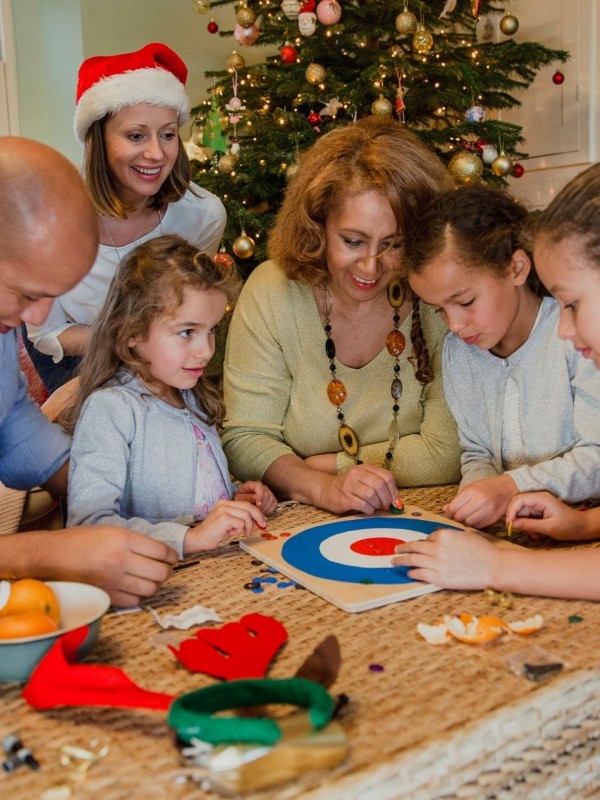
[359,578,374,585]
[369,663,384,673]
[507,521,513,537]
[568,614,583,624]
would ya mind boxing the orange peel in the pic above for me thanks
[443,613,508,644]
[506,614,544,635]
[416,622,452,646]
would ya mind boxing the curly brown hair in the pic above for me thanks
[268,116,453,284]
[63,235,240,434]
[269,116,453,385]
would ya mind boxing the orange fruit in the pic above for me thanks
[0,611,58,639]
[0,579,61,624]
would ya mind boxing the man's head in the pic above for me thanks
[0,137,98,332]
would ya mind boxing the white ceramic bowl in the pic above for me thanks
[0,581,110,683]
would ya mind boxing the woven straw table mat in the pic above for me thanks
[3,485,600,800]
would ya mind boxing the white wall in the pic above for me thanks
[9,0,270,163]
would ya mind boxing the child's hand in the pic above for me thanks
[234,481,278,515]
[184,499,266,554]
[443,474,518,529]
[507,491,595,541]
[392,528,498,590]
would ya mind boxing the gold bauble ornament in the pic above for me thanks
[412,24,434,54]
[286,162,300,180]
[226,51,246,71]
[218,153,238,174]
[395,10,417,36]
[305,63,326,85]
[499,13,519,36]
[448,151,483,185]
[192,0,211,14]
[491,151,513,177]
[232,232,256,259]
[371,95,393,116]
[236,5,256,28]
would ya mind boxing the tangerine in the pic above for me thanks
[0,578,61,624]
[0,611,58,639]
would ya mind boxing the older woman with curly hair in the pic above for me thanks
[222,117,461,515]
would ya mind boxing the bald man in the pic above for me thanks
[0,138,176,606]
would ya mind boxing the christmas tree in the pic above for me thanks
[189,0,568,272]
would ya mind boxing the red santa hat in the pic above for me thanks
[74,42,190,144]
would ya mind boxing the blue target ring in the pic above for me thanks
[281,517,462,584]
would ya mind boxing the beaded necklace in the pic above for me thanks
[322,278,407,469]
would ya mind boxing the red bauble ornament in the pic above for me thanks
[280,45,297,63]
[552,70,565,85]
[308,111,322,125]
[512,164,525,178]
[214,251,236,271]
[207,19,219,33]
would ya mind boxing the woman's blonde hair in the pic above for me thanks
[63,235,239,433]
[81,117,191,218]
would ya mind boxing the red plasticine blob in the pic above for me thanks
[169,613,288,679]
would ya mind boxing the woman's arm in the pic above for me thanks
[56,324,90,357]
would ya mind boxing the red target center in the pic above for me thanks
[350,536,405,556]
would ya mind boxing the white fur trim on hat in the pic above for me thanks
[74,67,190,144]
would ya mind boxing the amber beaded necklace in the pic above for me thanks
[322,278,407,469]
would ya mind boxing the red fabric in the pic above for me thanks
[76,43,187,102]
[22,626,175,711]
[169,613,288,679]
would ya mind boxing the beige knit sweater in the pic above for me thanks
[222,260,461,487]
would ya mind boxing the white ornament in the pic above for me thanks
[298,11,317,36]
[320,97,343,117]
[481,144,499,165]
[281,0,301,19]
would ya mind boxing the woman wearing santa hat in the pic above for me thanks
[24,43,226,393]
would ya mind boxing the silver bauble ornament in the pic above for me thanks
[412,24,434,54]
[305,63,326,85]
[491,152,513,177]
[499,13,519,36]
[371,95,393,116]
[448,151,483,185]
[236,5,256,28]
[233,232,256,259]
[281,0,301,19]
[395,10,417,36]
[481,144,499,165]
[192,0,211,13]
[226,51,246,71]
[218,153,238,174]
